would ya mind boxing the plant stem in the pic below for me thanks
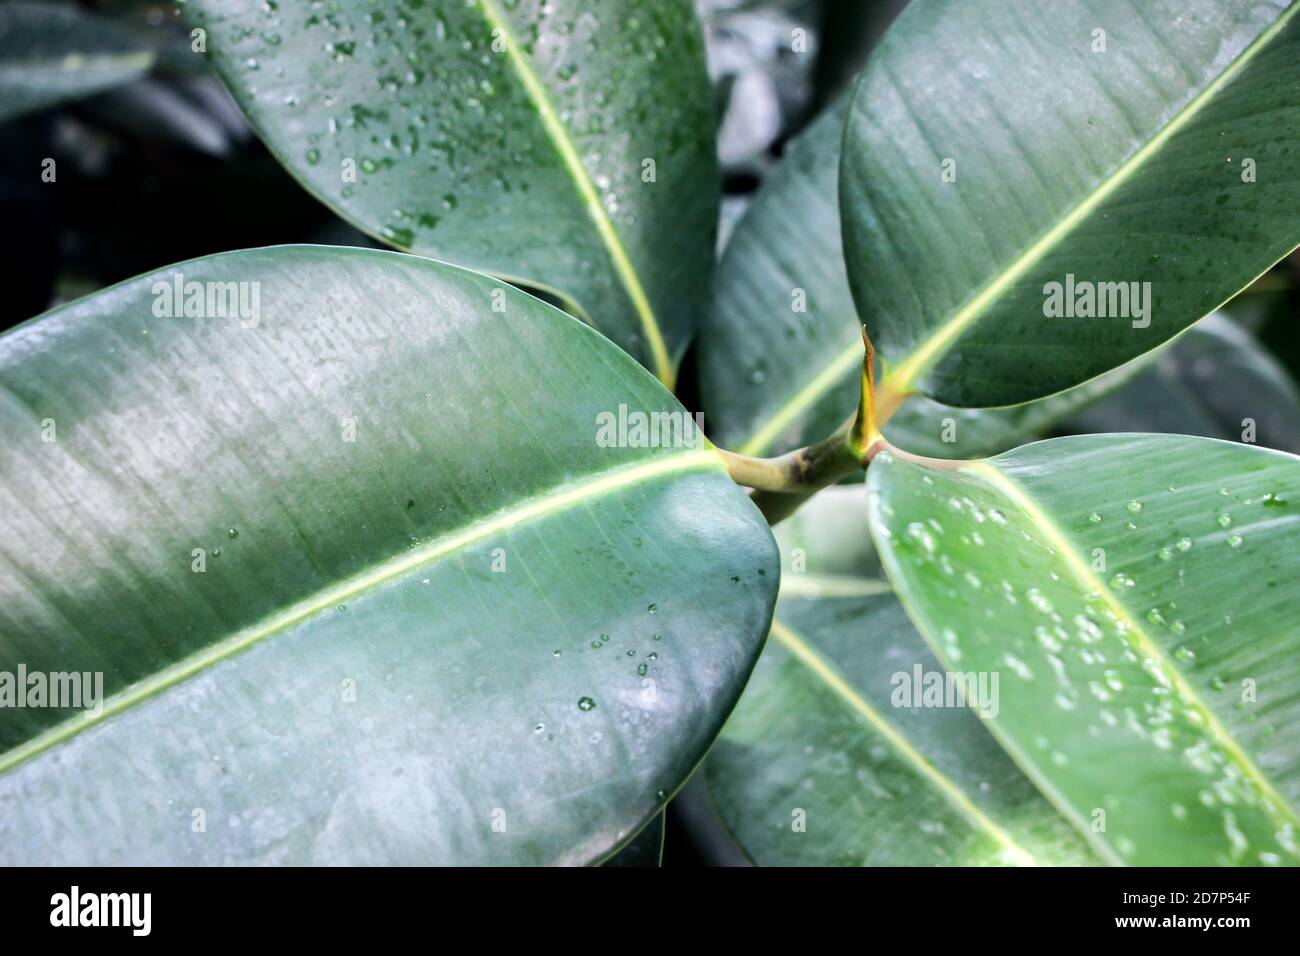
[716,328,878,524]
[747,486,825,525]
[718,415,863,523]
[716,325,971,524]
[716,415,861,493]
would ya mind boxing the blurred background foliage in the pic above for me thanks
[2,0,1297,864]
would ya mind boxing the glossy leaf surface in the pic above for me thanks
[698,100,1148,462]
[0,1,154,122]
[188,0,720,384]
[1067,315,1300,454]
[842,0,1300,406]
[0,246,778,865]
[869,435,1300,864]
[704,488,1099,865]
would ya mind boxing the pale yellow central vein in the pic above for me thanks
[769,618,1037,865]
[476,0,674,388]
[778,573,893,599]
[0,450,721,777]
[739,339,863,456]
[965,460,1300,835]
[883,1,1300,395]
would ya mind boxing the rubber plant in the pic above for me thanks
[1,0,1298,867]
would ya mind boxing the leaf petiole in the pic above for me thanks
[718,325,972,522]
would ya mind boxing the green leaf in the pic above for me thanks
[0,246,778,865]
[698,101,862,458]
[187,0,719,386]
[697,100,1147,461]
[601,810,664,866]
[704,488,1100,865]
[887,370,1145,460]
[0,1,155,123]
[869,434,1300,865]
[1067,314,1300,454]
[842,0,1300,407]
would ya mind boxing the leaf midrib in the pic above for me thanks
[2,50,154,73]
[965,459,1300,839]
[879,1,1300,396]
[738,336,862,456]
[778,573,892,599]
[0,449,721,777]
[474,0,674,388]
[769,617,1038,865]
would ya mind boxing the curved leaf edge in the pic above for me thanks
[865,433,1300,866]
[839,1,1300,409]
[1,246,783,867]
